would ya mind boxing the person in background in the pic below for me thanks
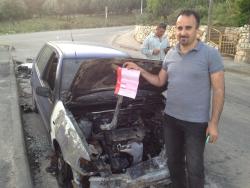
[141,23,170,61]
[126,10,225,188]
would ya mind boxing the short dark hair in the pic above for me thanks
[177,9,200,28]
[157,23,166,30]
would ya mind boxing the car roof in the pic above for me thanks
[47,41,129,59]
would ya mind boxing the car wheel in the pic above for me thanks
[31,89,38,113]
[56,151,73,188]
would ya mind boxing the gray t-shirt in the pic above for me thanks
[162,41,224,123]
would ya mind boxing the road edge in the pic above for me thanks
[9,51,33,188]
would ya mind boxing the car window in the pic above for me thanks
[43,52,58,90]
[36,45,54,75]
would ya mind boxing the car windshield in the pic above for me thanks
[61,58,82,92]
[61,58,164,99]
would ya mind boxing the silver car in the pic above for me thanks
[31,41,170,188]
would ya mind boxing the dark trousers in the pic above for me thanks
[163,114,207,188]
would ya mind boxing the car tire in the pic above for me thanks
[56,151,73,188]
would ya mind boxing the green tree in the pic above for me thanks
[87,0,140,14]
[42,0,57,15]
[89,0,106,13]
[23,0,46,17]
[146,0,208,22]
[77,0,91,14]
[108,0,140,14]
[237,0,250,25]
[0,0,27,21]
[146,0,175,18]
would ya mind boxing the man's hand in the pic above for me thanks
[206,121,219,143]
[164,47,170,54]
[153,48,160,55]
[124,62,168,87]
[124,62,142,71]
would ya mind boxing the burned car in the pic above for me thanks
[31,41,171,187]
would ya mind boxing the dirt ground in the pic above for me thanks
[16,63,58,188]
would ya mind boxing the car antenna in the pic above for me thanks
[70,31,77,57]
[70,31,74,42]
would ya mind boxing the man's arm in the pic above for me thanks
[141,37,153,56]
[125,62,168,87]
[141,36,160,56]
[207,71,225,143]
[163,37,170,54]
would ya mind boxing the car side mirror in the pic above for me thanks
[36,86,51,97]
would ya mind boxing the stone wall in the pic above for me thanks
[134,25,250,63]
[134,25,207,47]
[234,25,250,64]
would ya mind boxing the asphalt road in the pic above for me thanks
[0,26,135,63]
[204,72,250,188]
[1,26,250,188]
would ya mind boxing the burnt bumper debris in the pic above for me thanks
[89,154,170,188]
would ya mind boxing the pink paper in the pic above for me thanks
[115,67,140,99]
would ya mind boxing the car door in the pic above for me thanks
[31,45,59,131]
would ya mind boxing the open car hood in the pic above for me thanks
[67,58,164,102]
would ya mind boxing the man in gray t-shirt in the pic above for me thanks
[126,10,225,188]
[162,41,224,123]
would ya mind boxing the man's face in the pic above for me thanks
[176,15,198,46]
[155,27,166,38]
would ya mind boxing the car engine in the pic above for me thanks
[77,102,165,174]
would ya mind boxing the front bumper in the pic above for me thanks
[89,156,171,188]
